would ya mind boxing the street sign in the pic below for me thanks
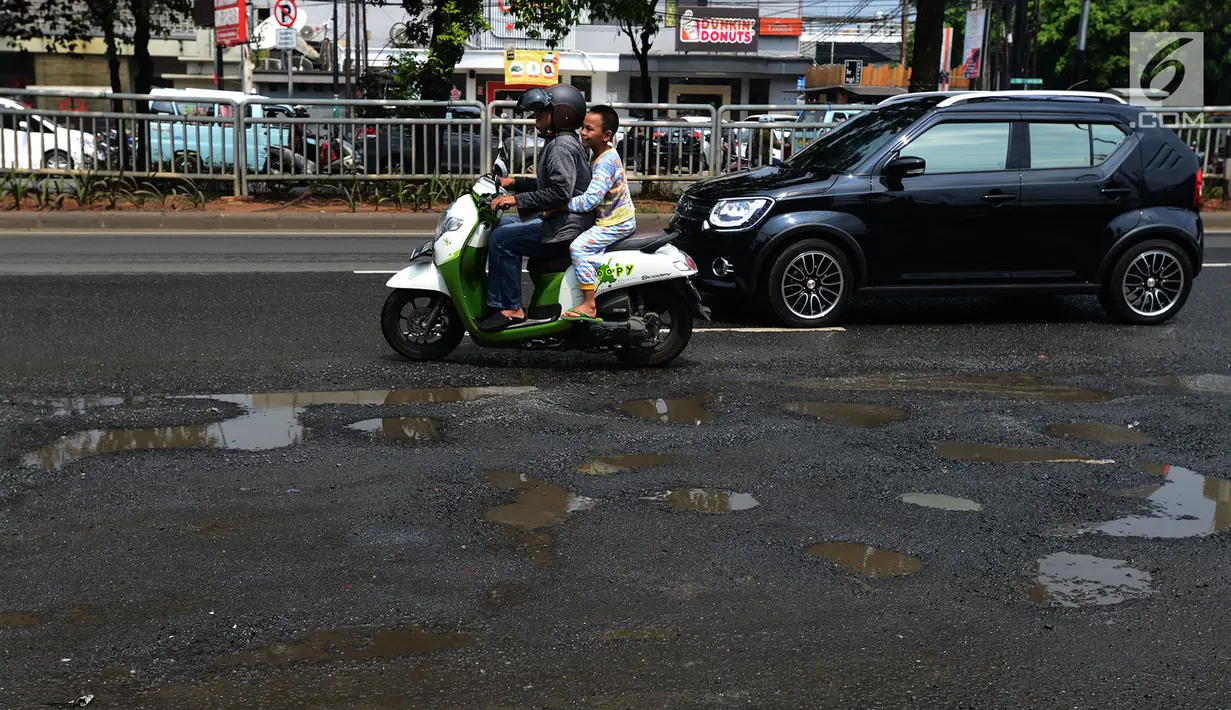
[273,0,297,28]
[213,0,247,47]
[843,59,863,86]
[275,27,297,49]
[1010,77,1044,85]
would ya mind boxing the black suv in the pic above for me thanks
[672,92,1204,326]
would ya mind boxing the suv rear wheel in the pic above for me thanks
[1100,239,1193,325]
[765,238,853,327]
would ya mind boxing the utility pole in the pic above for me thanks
[344,0,352,99]
[1074,0,1091,86]
[332,0,339,100]
[900,0,909,66]
[1012,0,1028,80]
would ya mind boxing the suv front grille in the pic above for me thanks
[674,195,717,225]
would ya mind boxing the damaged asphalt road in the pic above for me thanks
[2,271,1231,708]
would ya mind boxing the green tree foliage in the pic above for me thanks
[396,0,487,102]
[1035,0,1229,101]
[508,0,658,111]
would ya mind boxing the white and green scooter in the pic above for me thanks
[380,168,710,366]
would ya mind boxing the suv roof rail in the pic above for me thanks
[878,91,964,106]
[936,90,1127,107]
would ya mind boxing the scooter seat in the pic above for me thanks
[608,231,677,253]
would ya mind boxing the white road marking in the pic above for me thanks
[353,270,399,274]
[695,326,846,333]
[1203,263,1231,267]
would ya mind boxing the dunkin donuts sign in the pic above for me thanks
[675,6,760,53]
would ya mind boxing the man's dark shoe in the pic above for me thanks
[475,311,526,333]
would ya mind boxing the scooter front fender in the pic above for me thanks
[385,261,449,294]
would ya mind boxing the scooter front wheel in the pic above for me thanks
[381,289,465,361]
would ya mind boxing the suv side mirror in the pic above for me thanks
[884,155,926,178]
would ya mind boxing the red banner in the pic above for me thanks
[214,0,247,47]
[760,18,802,36]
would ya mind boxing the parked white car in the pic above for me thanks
[0,97,99,170]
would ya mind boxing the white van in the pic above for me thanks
[0,97,100,170]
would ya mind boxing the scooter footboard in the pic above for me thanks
[385,262,449,293]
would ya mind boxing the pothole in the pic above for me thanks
[347,417,442,443]
[1045,422,1155,445]
[789,372,1112,403]
[221,625,475,666]
[1074,463,1231,538]
[807,542,923,578]
[1026,552,1153,607]
[578,453,676,476]
[484,470,597,568]
[617,396,716,424]
[647,489,759,513]
[898,493,983,511]
[937,443,1113,464]
[22,387,532,470]
[779,402,909,428]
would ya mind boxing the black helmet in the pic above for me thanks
[515,87,552,115]
[515,84,587,132]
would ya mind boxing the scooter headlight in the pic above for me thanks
[435,215,463,238]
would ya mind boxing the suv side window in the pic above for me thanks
[1028,122,1127,169]
[900,122,1012,173]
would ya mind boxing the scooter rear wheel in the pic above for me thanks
[381,290,464,361]
[615,286,694,367]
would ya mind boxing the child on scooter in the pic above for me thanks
[550,105,636,321]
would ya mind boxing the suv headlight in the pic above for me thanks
[709,198,774,229]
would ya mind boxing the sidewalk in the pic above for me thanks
[0,209,1227,232]
[0,211,677,233]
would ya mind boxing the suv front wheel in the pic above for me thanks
[1100,239,1194,325]
[765,238,854,327]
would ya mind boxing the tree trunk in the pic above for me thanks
[106,33,123,109]
[131,0,152,170]
[909,0,945,92]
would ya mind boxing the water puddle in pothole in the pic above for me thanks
[1136,374,1231,395]
[0,612,43,628]
[578,453,676,476]
[647,489,759,513]
[790,372,1111,403]
[898,493,983,511]
[937,443,1113,464]
[780,402,909,428]
[1071,463,1231,538]
[22,387,533,470]
[1045,422,1155,445]
[221,625,475,666]
[1026,552,1153,607]
[807,542,923,578]
[484,470,596,568]
[617,396,716,424]
[347,417,442,444]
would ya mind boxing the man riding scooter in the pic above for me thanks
[476,84,594,332]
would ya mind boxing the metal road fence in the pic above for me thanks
[3,89,1231,199]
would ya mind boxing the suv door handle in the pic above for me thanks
[1101,187,1132,198]
[982,192,1015,204]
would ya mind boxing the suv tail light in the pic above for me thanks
[1194,169,1203,209]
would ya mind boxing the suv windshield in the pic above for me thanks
[787,105,927,174]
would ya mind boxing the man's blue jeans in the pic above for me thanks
[486,215,559,310]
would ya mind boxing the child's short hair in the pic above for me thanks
[589,105,619,137]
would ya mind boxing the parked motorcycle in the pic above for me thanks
[379,162,709,366]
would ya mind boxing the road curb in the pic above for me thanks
[0,211,677,233]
